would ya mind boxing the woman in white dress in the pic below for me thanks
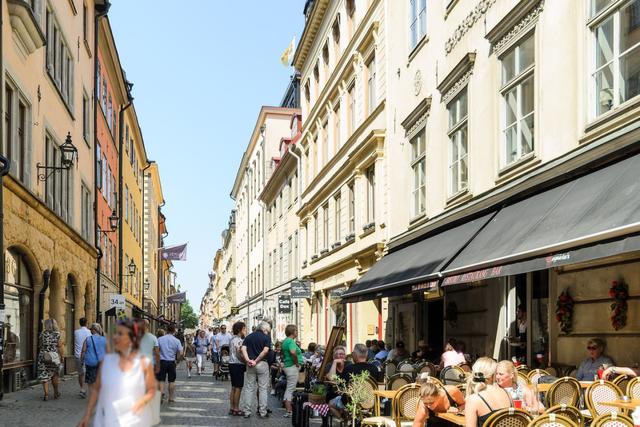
[78,319,156,427]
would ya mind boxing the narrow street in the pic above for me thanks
[0,365,295,427]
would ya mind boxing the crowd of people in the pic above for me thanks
[32,314,639,427]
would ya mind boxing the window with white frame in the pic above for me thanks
[4,81,31,185]
[334,103,341,149]
[334,193,342,242]
[287,236,293,280]
[410,131,426,216]
[348,83,356,135]
[367,55,377,115]
[590,0,640,117]
[322,203,329,250]
[81,183,91,241]
[366,165,375,225]
[45,135,72,222]
[348,181,355,234]
[501,33,535,167]
[313,212,319,254]
[447,88,468,195]
[322,119,329,166]
[45,6,74,111]
[410,0,427,51]
[83,92,90,143]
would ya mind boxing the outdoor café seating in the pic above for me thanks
[484,408,533,427]
[528,369,551,385]
[396,360,415,378]
[545,377,582,407]
[383,360,397,379]
[585,381,624,418]
[439,365,467,386]
[527,413,576,427]
[612,375,632,394]
[627,377,640,399]
[590,412,634,427]
[414,361,437,377]
[546,404,585,426]
[391,383,421,427]
[386,373,412,390]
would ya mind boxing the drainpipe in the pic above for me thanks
[117,90,133,297]
[0,1,4,401]
[288,143,303,330]
[36,270,51,377]
[94,1,111,322]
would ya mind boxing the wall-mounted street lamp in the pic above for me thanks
[36,132,78,181]
[123,260,137,277]
[99,209,119,234]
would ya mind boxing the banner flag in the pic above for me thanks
[280,37,295,67]
[160,243,187,261]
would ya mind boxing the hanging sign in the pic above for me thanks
[278,295,292,314]
[109,294,126,310]
[291,280,312,299]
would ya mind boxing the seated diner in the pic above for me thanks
[464,357,512,427]
[575,337,615,381]
[412,382,465,427]
[495,360,544,412]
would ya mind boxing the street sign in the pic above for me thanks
[230,306,239,315]
[291,280,312,299]
[278,295,292,313]
[109,294,126,310]
[167,292,186,304]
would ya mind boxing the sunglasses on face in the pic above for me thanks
[587,346,598,350]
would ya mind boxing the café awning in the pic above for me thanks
[340,213,496,303]
[442,152,640,285]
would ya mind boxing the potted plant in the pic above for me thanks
[309,383,327,404]
[333,371,372,427]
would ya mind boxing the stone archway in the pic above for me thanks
[47,268,63,338]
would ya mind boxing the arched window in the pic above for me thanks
[4,249,33,364]
[64,275,75,357]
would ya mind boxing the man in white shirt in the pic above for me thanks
[157,324,183,403]
[74,317,92,398]
[214,324,232,378]
[138,319,160,372]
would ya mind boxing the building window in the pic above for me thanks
[348,83,356,135]
[501,34,535,167]
[322,204,329,250]
[83,2,88,42]
[45,135,71,221]
[278,243,283,285]
[83,92,90,143]
[96,145,102,190]
[447,88,468,195]
[333,103,341,150]
[348,182,355,234]
[45,7,74,111]
[313,213,319,254]
[125,185,129,223]
[366,165,375,225]
[4,82,31,185]
[287,236,293,280]
[332,15,341,57]
[334,194,342,242]
[346,0,356,38]
[590,0,640,117]
[81,184,91,241]
[367,56,376,115]
[410,0,427,50]
[322,41,330,76]
[4,249,34,365]
[410,132,426,216]
[321,119,329,167]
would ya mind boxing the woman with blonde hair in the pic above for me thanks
[38,318,64,400]
[495,360,544,412]
[412,381,465,427]
[464,357,511,427]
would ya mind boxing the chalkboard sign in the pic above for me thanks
[278,295,292,313]
[291,280,312,299]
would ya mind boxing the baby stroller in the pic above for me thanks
[218,345,230,380]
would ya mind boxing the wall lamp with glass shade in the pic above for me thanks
[36,132,78,181]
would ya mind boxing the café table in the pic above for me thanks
[373,389,399,417]
[435,412,466,426]
[599,399,640,411]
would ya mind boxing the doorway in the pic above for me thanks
[427,299,444,359]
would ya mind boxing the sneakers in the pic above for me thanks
[283,412,292,418]
[270,390,276,396]
[243,414,251,419]
[78,390,86,398]
[258,413,270,419]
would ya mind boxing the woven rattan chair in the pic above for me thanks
[528,369,551,385]
[591,412,634,427]
[386,373,413,390]
[484,407,533,427]
[517,365,531,374]
[547,404,585,426]
[393,383,421,427]
[440,365,467,386]
[361,377,380,414]
[626,377,640,399]
[528,413,578,427]
[383,360,398,379]
[612,376,631,394]
[546,377,582,407]
[517,372,531,388]
[585,380,623,418]
[396,361,416,378]
[415,361,437,377]
[361,417,397,427]
[546,367,558,378]
[459,362,472,372]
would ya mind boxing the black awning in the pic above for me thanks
[442,152,640,284]
[341,213,495,303]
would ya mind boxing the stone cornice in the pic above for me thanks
[437,52,476,104]
[401,97,432,138]
[486,0,544,55]
[293,0,330,70]
[445,0,496,55]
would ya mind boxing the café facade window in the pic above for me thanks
[3,249,34,365]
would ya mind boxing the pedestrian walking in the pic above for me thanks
[184,334,197,377]
[210,325,220,376]
[157,324,183,403]
[194,329,210,375]
[77,319,156,427]
[137,319,161,425]
[240,321,272,418]
[281,325,303,418]
[228,321,246,416]
[38,318,64,401]
[74,317,92,398]
[80,323,108,400]
[215,324,233,379]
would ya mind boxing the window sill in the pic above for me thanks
[444,0,461,18]
[407,35,429,64]
[360,223,376,238]
[409,212,427,227]
[582,96,640,144]
[7,0,46,55]
[446,188,472,207]
[495,154,541,185]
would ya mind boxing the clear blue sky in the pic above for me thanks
[109,1,304,314]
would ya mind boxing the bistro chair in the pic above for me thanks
[440,365,467,386]
[386,373,413,390]
[591,412,634,427]
[361,377,381,414]
[547,404,585,426]
[383,360,398,379]
[396,360,416,378]
[527,413,577,427]
[626,377,640,399]
[517,365,532,374]
[361,417,397,427]
[585,380,623,418]
[612,375,631,394]
[414,361,437,377]
[517,372,531,388]
[484,408,533,427]
[393,383,421,427]
[459,362,472,372]
[528,369,551,385]
[416,373,444,387]
[545,367,558,378]
[546,377,582,407]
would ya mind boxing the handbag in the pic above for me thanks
[86,336,99,368]
[43,351,60,367]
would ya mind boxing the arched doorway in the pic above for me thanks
[64,275,76,365]
[3,249,35,391]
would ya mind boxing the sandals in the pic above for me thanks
[231,409,244,416]
[42,394,48,401]
[54,392,61,400]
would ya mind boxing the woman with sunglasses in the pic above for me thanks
[77,319,156,427]
[575,338,614,381]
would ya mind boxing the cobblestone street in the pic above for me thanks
[0,363,298,427]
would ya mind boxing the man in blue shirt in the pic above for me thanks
[157,324,183,403]
[374,340,389,360]
[240,321,272,418]
[576,337,614,381]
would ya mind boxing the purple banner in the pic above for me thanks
[161,243,187,261]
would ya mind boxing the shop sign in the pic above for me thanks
[278,295,292,313]
[167,292,186,304]
[230,306,240,315]
[109,294,126,310]
[291,280,312,299]
[330,287,347,298]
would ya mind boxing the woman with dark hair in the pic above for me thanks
[77,319,156,427]
[228,321,247,416]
